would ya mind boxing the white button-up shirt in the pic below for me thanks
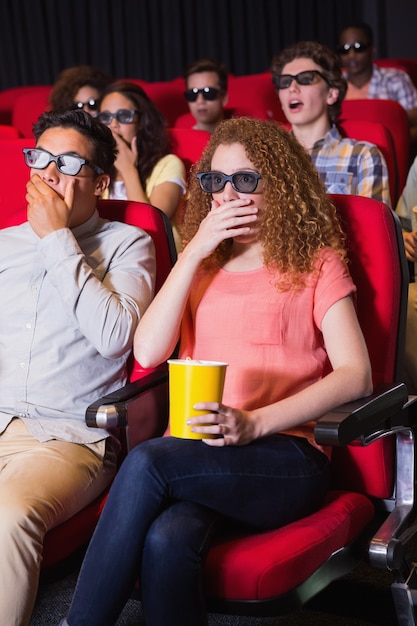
[0,210,155,444]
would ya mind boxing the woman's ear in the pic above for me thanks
[94,173,111,197]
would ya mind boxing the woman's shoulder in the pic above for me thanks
[315,246,345,266]
[156,153,184,168]
[151,153,186,178]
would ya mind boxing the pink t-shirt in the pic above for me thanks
[179,247,356,448]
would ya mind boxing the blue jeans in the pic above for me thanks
[66,434,329,626]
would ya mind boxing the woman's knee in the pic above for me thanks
[143,501,218,567]
[118,438,170,475]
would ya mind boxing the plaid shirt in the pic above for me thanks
[310,126,391,206]
[368,64,417,110]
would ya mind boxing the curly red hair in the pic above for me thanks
[181,117,347,289]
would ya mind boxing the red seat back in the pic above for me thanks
[340,99,410,195]
[338,118,398,206]
[0,138,33,228]
[97,199,176,295]
[12,86,52,137]
[328,195,407,498]
[168,127,210,172]
[174,111,202,129]
[0,124,19,139]
[0,85,50,125]
[333,195,405,386]
[130,77,189,126]
[227,71,287,123]
[375,57,417,88]
[173,106,278,130]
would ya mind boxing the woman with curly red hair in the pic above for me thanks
[64,117,372,626]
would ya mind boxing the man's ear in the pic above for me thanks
[222,91,229,107]
[327,88,339,106]
[94,173,110,197]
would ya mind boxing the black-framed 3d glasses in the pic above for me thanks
[272,70,330,90]
[197,171,261,194]
[73,99,98,111]
[185,87,221,102]
[23,148,104,176]
[337,41,371,55]
[96,109,138,125]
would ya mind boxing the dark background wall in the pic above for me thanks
[0,0,416,91]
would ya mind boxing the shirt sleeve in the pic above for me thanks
[371,65,417,110]
[313,248,357,330]
[146,154,187,198]
[38,224,156,359]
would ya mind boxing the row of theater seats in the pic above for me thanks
[0,71,285,131]
[1,57,416,130]
[0,57,415,206]
[0,108,406,208]
[0,118,403,213]
[1,57,416,128]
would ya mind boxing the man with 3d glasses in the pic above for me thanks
[183,57,229,133]
[0,109,155,626]
[338,21,417,149]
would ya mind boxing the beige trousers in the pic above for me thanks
[0,418,117,626]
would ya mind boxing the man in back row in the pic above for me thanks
[0,109,155,625]
[338,21,417,150]
[176,57,229,133]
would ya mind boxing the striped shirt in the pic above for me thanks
[310,126,391,206]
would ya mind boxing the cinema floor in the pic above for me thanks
[31,550,402,626]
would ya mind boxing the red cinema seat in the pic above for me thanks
[0,124,20,139]
[173,106,278,129]
[0,85,50,125]
[338,118,399,205]
[139,77,189,127]
[340,98,410,195]
[12,86,52,137]
[168,127,210,173]
[375,58,417,89]
[228,71,287,123]
[0,138,34,227]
